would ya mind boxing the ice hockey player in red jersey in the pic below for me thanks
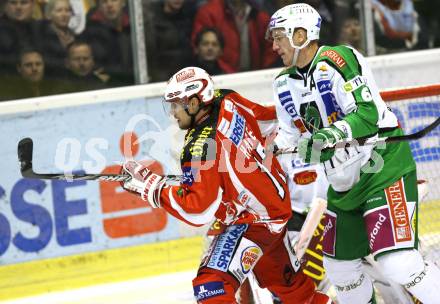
[120,67,332,303]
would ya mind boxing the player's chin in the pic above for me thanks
[282,57,291,67]
[177,120,190,130]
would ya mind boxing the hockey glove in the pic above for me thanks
[298,126,346,163]
[121,160,165,208]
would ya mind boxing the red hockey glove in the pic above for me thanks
[121,160,165,208]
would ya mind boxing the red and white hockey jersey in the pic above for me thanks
[159,89,291,234]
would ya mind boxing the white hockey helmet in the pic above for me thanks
[266,3,322,47]
[164,67,214,107]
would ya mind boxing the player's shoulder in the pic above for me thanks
[275,66,297,80]
[214,89,235,101]
[312,45,364,76]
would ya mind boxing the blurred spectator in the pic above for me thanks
[192,27,232,75]
[192,0,278,73]
[262,0,295,15]
[63,40,109,92]
[338,17,364,54]
[80,0,134,86]
[36,0,76,78]
[414,0,440,48]
[0,48,68,100]
[372,0,421,53]
[144,0,197,82]
[0,0,39,73]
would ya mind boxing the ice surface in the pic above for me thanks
[2,270,197,304]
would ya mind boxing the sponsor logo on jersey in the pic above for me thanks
[176,68,195,82]
[301,91,312,97]
[320,50,346,68]
[207,224,247,272]
[293,170,317,185]
[322,211,337,256]
[237,190,251,206]
[240,246,262,274]
[228,111,246,146]
[181,166,196,186]
[189,126,214,157]
[291,158,310,169]
[335,274,365,292]
[405,269,426,289]
[385,179,411,242]
[343,75,364,93]
[194,282,225,301]
[366,196,382,204]
[317,80,332,93]
[278,91,298,117]
[278,91,308,133]
[276,79,287,88]
[315,80,342,124]
[369,213,387,249]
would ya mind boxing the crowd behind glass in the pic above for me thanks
[0,0,438,101]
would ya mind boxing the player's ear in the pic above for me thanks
[187,96,199,113]
[302,29,308,43]
[296,28,307,44]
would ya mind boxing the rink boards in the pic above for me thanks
[0,236,203,300]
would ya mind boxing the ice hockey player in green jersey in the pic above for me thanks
[267,3,440,303]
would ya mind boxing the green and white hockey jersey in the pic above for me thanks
[273,45,416,210]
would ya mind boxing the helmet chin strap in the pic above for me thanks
[185,104,205,128]
[288,37,311,67]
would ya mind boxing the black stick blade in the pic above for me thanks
[18,137,34,177]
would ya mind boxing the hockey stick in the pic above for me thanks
[17,138,181,182]
[293,198,327,260]
[277,117,440,155]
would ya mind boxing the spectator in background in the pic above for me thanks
[192,0,278,73]
[63,40,109,92]
[339,17,364,54]
[80,0,133,86]
[144,0,197,82]
[263,0,295,15]
[36,0,76,78]
[372,0,420,53]
[0,0,39,73]
[192,27,232,75]
[414,0,440,48]
[0,48,66,100]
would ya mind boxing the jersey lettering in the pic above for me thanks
[228,112,245,146]
[309,74,316,91]
[320,50,347,68]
